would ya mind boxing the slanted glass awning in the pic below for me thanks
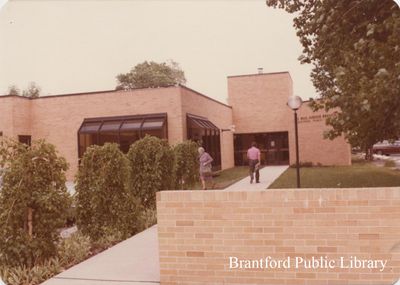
[78,113,168,157]
[79,113,167,134]
[187,114,219,131]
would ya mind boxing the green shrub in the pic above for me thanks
[384,160,396,168]
[0,140,71,267]
[75,143,138,241]
[173,140,199,189]
[0,258,62,285]
[289,161,314,168]
[0,230,124,285]
[57,232,90,267]
[127,135,175,209]
[89,228,124,254]
[137,208,157,232]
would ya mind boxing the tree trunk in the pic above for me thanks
[364,145,374,161]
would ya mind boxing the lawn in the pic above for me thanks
[191,166,249,190]
[268,161,400,188]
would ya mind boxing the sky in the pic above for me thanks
[0,0,316,103]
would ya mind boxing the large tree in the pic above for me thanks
[22,82,41,98]
[116,60,186,90]
[7,85,20,96]
[6,82,41,98]
[266,0,400,158]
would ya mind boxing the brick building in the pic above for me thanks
[0,71,350,180]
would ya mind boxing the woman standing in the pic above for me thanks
[198,147,214,190]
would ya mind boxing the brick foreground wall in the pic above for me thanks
[157,188,400,285]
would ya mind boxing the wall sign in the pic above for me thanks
[299,114,332,124]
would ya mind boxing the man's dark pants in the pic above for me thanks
[249,159,260,183]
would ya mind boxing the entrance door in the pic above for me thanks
[234,132,289,166]
[265,132,289,165]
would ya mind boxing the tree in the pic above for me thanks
[266,0,400,159]
[22,82,41,98]
[173,140,199,189]
[127,136,175,209]
[116,60,186,90]
[75,143,138,241]
[7,85,20,96]
[0,139,71,267]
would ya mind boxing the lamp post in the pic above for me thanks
[287,96,303,188]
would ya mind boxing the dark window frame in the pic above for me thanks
[77,113,168,158]
[186,113,221,170]
[18,135,32,146]
[233,131,290,166]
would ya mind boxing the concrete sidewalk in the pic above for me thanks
[42,225,160,285]
[224,165,288,191]
[41,166,287,285]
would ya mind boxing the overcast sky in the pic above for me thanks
[0,0,316,103]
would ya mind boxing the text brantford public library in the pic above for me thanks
[229,256,388,272]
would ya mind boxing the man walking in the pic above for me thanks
[247,142,261,184]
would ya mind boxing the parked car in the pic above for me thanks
[373,140,400,155]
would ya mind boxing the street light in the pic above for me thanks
[287,96,303,188]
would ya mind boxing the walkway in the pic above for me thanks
[224,165,288,191]
[41,166,287,285]
[42,225,160,285]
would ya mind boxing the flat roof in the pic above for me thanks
[0,84,232,108]
[227,71,290,79]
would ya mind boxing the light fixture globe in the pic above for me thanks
[287,96,303,111]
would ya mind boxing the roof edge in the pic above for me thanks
[178,84,232,109]
[227,71,290,79]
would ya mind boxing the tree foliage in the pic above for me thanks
[266,0,400,157]
[173,140,199,189]
[127,136,175,209]
[75,143,138,241]
[0,140,71,267]
[116,60,186,90]
[7,85,20,96]
[22,82,41,98]
[6,82,41,98]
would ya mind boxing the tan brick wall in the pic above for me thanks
[297,104,351,166]
[0,96,32,138]
[228,73,293,134]
[228,73,351,166]
[0,86,234,180]
[30,87,184,179]
[157,188,400,285]
[180,87,234,170]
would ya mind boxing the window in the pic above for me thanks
[187,114,221,170]
[18,135,31,146]
[78,113,167,157]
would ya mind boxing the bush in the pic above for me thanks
[75,143,138,241]
[0,140,71,267]
[173,140,199,189]
[0,258,62,285]
[384,160,396,168]
[57,232,90,267]
[137,208,157,232]
[0,230,123,285]
[290,161,314,168]
[127,135,175,209]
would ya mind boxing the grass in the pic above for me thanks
[384,160,397,168]
[268,161,400,189]
[191,166,249,190]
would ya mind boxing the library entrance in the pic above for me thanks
[233,132,289,166]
